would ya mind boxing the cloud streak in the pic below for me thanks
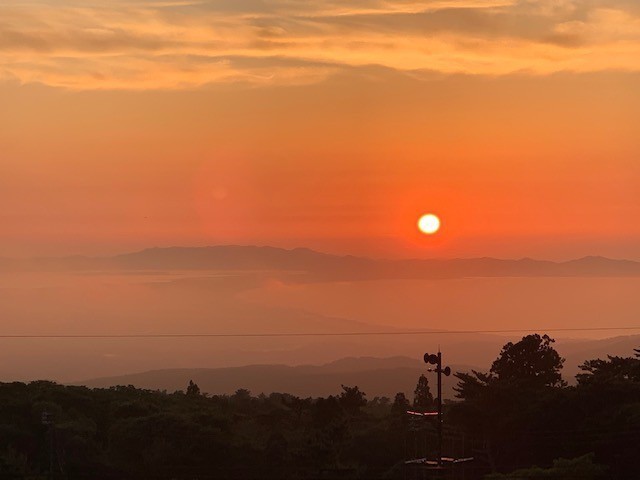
[1,0,639,89]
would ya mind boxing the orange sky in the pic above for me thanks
[1,0,639,260]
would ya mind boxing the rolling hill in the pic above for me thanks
[74,335,640,399]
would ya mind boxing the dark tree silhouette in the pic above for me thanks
[577,347,640,385]
[454,334,566,401]
[286,395,311,421]
[339,385,366,415]
[186,379,200,396]
[313,395,343,425]
[490,334,566,387]
[412,374,434,410]
[451,334,569,474]
[391,392,410,415]
[453,370,492,400]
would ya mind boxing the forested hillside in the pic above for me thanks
[1,335,638,479]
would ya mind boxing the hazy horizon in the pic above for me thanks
[1,244,638,383]
[3,242,640,263]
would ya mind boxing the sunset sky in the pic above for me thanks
[2,0,639,260]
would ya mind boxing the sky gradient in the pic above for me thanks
[1,0,639,259]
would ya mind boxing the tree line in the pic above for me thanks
[0,334,638,479]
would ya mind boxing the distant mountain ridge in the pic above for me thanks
[72,335,640,398]
[1,245,639,279]
[73,356,473,399]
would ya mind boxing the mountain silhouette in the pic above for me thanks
[2,246,639,279]
[73,335,640,398]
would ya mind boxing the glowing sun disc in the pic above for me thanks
[418,214,440,234]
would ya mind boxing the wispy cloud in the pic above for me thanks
[1,0,639,89]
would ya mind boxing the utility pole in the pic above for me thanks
[436,351,442,468]
[405,351,472,476]
[423,351,450,468]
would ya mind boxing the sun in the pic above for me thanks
[418,213,441,235]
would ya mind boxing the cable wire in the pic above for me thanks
[0,326,639,338]
[0,325,640,339]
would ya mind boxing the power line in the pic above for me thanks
[0,326,639,338]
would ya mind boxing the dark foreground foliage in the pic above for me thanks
[0,337,638,480]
